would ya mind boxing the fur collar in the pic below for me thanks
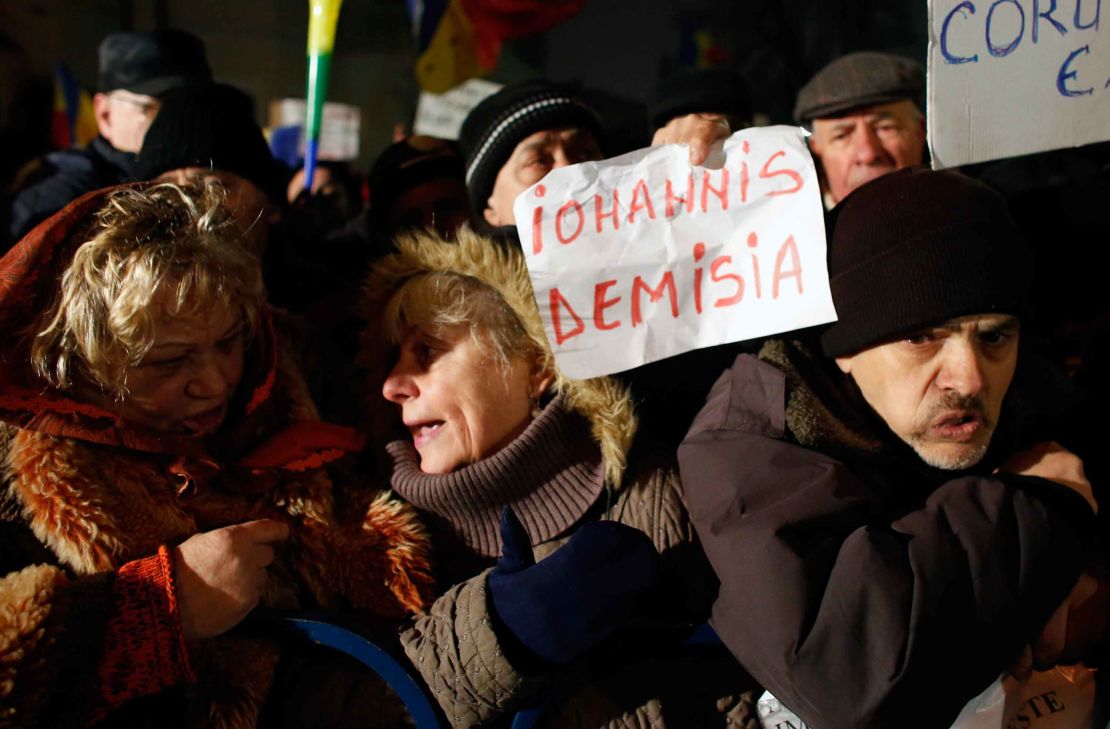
[0,343,432,619]
[361,227,637,486]
[757,336,1038,496]
[758,337,889,455]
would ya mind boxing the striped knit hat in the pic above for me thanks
[458,80,604,216]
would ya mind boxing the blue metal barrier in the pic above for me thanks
[281,616,445,729]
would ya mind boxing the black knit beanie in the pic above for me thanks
[458,79,604,216]
[820,167,1031,358]
[369,135,464,225]
[135,83,284,204]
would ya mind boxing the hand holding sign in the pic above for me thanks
[514,126,836,380]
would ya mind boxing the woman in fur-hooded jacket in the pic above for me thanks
[0,183,433,729]
[362,228,761,728]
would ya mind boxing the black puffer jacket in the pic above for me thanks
[8,136,135,245]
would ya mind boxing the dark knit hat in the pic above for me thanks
[794,51,924,124]
[135,84,284,204]
[98,29,211,97]
[820,167,1032,358]
[370,136,464,215]
[458,80,604,215]
[649,67,750,130]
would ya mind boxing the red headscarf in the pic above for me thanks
[0,185,362,474]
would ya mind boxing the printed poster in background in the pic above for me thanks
[413,78,503,140]
[514,126,836,380]
[928,0,1110,168]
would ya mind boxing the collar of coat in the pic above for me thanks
[387,392,605,557]
[757,336,1054,491]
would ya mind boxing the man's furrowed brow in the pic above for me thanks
[981,315,1020,333]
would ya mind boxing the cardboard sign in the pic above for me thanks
[513,126,836,380]
[928,0,1110,168]
[413,78,503,140]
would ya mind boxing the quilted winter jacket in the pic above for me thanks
[364,229,762,729]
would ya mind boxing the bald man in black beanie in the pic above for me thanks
[679,168,1107,729]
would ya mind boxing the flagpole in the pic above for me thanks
[304,0,343,193]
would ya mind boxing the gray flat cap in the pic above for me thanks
[794,51,924,124]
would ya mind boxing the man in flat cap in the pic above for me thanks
[459,78,729,233]
[680,168,1107,728]
[795,51,926,206]
[8,29,211,243]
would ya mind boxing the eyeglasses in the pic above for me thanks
[108,92,161,116]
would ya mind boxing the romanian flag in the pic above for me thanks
[677,21,727,68]
[411,0,587,93]
[51,62,97,150]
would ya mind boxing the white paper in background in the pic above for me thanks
[268,99,361,161]
[413,78,503,140]
[927,0,1110,169]
[513,126,836,380]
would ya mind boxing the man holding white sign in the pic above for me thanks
[459,79,731,233]
[679,168,1107,729]
[513,125,836,380]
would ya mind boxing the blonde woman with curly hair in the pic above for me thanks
[363,228,762,728]
[0,183,433,729]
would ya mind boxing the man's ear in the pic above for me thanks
[834,355,853,375]
[92,93,112,138]
[806,129,822,154]
[483,202,505,228]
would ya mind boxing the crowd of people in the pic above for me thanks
[0,25,1107,729]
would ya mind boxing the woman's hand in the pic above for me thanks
[173,519,290,640]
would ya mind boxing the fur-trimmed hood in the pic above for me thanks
[361,227,637,486]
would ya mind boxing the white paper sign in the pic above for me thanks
[413,78,503,140]
[950,666,1097,729]
[758,691,811,729]
[928,0,1110,168]
[513,126,837,380]
[268,99,361,161]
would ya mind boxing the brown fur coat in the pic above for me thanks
[0,188,434,729]
[0,337,434,729]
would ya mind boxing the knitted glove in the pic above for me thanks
[486,507,660,665]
